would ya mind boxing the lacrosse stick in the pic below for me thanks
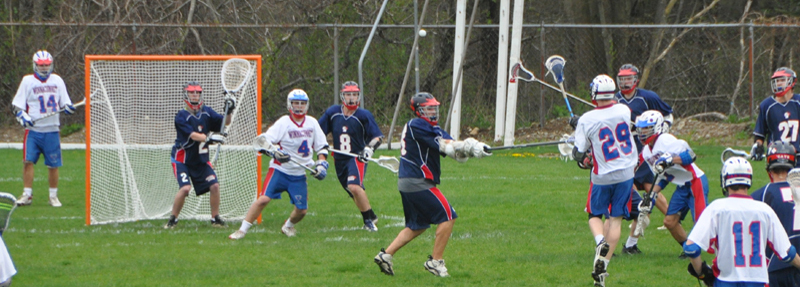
[720,147,750,163]
[0,192,17,236]
[557,133,575,161]
[545,55,574,117]
[490,136,576,151]
[330,148,400,173]
[252,135,318,175]
[211,58,254,165]
[33,98,86,123]
[634,173,660,237]
[509,62,595,107]
[787,169,800,231]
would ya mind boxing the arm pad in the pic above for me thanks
[683,242,703,259]
[781,245,798,263]
[679,149,696,165]
[368,137,383,150]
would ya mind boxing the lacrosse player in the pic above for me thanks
[636,110,709,259]
[684,157,800,286]
[229,89,329,239]
[571,75,637,287]
[163,81,235,229]
[373,92,490,278]
[614,64,673,222]
[752,67,800,163]
[751,141,800,285]
[319,81,384,231]
[12,50,76,207]
[0,235,14,287]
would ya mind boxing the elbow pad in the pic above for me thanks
[781,246,798,263]
[683,242,703,258]
[679,150,696,165]
[572,146,586,163]
[317,145,330,157]
[368,137,383,150]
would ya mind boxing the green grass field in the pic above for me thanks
[0,144,766,286]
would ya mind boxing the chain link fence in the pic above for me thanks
[0,22,798,141]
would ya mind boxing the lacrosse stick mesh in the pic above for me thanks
[0,192,16,234]
[86,55,261,225]
[558,133,574,161]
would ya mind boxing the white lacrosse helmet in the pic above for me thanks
[287,89,310,117]
[32,50,54,80]
[635,110,665,145]
[590,74,616,101]
[721,157,753,192]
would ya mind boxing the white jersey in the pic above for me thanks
[261,115,329,176]
[641,134,705,185]
[574,103,637,185]
[688,195,794,284]
[0,236,15,284]
[12,74,71,133]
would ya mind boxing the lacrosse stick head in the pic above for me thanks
[720,148,750,164]
[721,157,753,196]
[221,58,253,95]
[557,133,575,161]
[252,134,273,156]
[0,192,17,235]
[788,169,800,205]
[633,210,650,237]
[510,62,535,83]
[545,55,566,84]
[376,156,400,173]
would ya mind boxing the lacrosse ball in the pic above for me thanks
[419,29,427,37]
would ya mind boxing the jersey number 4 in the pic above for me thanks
[38,95,58,113]
[598,123,633,162]
[732,221,762,267]
[779,120,799,142]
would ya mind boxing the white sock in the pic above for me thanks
[49,188,58,197]
[626,237,639,248]
[239,220,252,233]
[284,218,295,228]
[595,235,604,246]
[23,188,32,197]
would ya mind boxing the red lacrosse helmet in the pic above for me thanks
[616,64,639,94]
[410,92,440,125]
[183,81,204,111]
[340,81,361,109]
[771,67,797,97]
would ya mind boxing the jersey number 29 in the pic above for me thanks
[598,123,633,161]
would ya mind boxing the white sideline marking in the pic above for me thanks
[0,177,75,182]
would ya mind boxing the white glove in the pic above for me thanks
[750,142,765,161]
[653,153,673,174]
[15,111,33,127]
[205,132,226,144]
[314,160,328,180]
[64,104,77,115]
[358,147,374,163]
[471,142,492,158]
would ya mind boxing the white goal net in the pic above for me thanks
[85,55,262,225]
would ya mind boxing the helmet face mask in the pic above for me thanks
[616,64,639,94]
[32,50,54,80]
[183,81,204,111]
[635,110,665,145]
[287,89,310,117]
[590,74,617,101]
[771,67,797,97]
[340,81,361,109]
[720,157,753,196]
[410,92,441,125]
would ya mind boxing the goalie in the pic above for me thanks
[683,157,800,286]
[373,92,491,277]
[164,81,234,229]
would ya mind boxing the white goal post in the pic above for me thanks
[84,55,262,225]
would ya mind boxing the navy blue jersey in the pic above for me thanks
[615,88,673,151]
[398,118,453,184]
[751,182,800,272]
[754,94,800,152]
[171,106,224,166]
[319,105,383,161]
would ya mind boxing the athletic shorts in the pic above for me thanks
[633,162,655,190]
[172,161,217,196]
[666,175,709,222]
[400,187,457,230]
[586,179,633,218]
[261,168,309,210]
[334,157,367,197]
[769,267,800,287]
[23,130,62,167]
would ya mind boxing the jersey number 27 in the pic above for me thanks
[779,120,799,142]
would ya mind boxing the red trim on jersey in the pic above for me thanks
[595,102,616,109]
[291,116,306,128]
[708,237,718,255]
[625,187,635,212]
[682,163,706,221]
[585,182,595,214]
[592,152,599,175]
[175,149,186,164]
[207,161,213,169]
[421,163,434,181]
[22,129,29,162]
[355,160,366,185]
[429,187,453,220]
[261,168,276,196]
[171,163,177,179]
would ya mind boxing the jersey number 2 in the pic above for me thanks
[598,123,633,161]
[38,95,58,113]
[732,221,762,267]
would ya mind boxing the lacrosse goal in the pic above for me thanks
[84,55,262,225]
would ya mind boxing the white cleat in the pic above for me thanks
[49,196,62,207]
[16,195,32,206]
[364,219,378,232]
[228,230,246,240]
[424,255,449,277]
[374,249,394,275]
[281,224,296,237]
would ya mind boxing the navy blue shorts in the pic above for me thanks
[172,161,217,196]
[769,267,800,287]
[23,130,62,167]
[400,187,458,230]
[334,157,367,197]
[633,162,655,190]
[261,168,309,210]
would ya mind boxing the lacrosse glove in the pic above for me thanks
[224,96,236,115]
[314,160,328,180]
[358,147,374,163]
[205,132,226,145]
[15,111,33,128]
[271,149,291,164]
[687,261,716,287]
[569,115,580,130]
[654,153,674,174]
[64,104,77,115]
[750,142,764,161]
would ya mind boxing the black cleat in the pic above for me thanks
[163,215,178,229]
[622,244,642,255]
[211,215,226,227]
